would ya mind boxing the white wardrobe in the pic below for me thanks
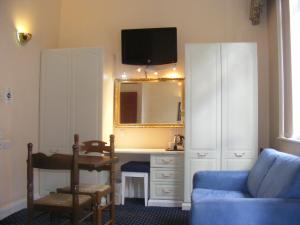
[183,43,258,207]
[39,48,112,196]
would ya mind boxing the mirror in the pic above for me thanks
[114,78,184,127]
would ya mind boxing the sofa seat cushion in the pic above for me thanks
[257,151,300,198]
[192,188,251,203]
[247,148,278,197]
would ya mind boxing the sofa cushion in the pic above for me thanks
[192,188,251,204]
[247,148,278,197]
[283,171,300,198]
[257,151,300,198]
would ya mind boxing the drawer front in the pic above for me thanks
[223,151,257,159]
[151,154,183,168]
[151,168,183,182]
[150,182,183,200]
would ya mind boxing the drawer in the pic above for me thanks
[151,168,183,182]
[151,154,183,168]
[223,151,257,159]
[150,182,183,200]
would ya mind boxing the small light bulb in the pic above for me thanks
[137,68,142,73]
[121,73,127,79]
[172,66,177,71]
[154,72,158,75]
[178,82,182,86]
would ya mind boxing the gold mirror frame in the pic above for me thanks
[114,78,185,128]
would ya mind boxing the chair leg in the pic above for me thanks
[144,174,148,206]
[97,205,103,225]
[110,193,116,225]
[92,204,98,225]
[121,173,126,205]
[27,207,33,225]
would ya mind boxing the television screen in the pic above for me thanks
[121,27,177,65]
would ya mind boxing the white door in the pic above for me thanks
[40,50,72,155]
[184,44,222,203]
[221,43,258,170]
[39,50,72,195]
[71,48,103,184]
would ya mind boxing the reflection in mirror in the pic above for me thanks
[115,79,184,127]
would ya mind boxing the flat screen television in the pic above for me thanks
[121,27,177,65]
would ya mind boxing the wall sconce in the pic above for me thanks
[16,31,32,45]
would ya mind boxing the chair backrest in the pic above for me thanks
[74,134,115,158]
[27,143,80,206]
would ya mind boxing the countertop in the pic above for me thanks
[115,148,184,154]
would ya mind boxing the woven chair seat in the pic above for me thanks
[58,184,111,194]
[34,193,91,208]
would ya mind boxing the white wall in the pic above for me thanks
[58,0,270,149]
[0,0,61,217]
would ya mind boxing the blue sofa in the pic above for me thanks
[191,148,300,225]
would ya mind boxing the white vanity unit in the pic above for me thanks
[115,149,184,207]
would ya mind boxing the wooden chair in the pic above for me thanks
[27,143,94,225]
[58,134,116,225]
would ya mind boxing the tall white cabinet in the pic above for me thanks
[183,43,258,207]
[39,48,112,196]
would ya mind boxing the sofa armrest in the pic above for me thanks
[193,171,249,192]
[191,197,300,225]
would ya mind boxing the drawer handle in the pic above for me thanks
[234,153,245,158]
[162,159,174,164]
[161,173,171,178]
[197,153,208,158]
[162,189,172,193]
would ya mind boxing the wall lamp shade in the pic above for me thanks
[16,32,32,45]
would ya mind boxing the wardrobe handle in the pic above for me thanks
[234,152,245,158]
[162,189,172,193]
[49,148,59,154]
[197,153,208,158]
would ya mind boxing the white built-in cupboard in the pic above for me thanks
[39,48,111,196]
[183,43,258,207]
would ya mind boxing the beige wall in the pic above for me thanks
[267,1,300,155]
[0,0,61,212]
[58,0,270,149]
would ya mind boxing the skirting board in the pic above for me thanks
[0,193,40,220]
[181,202,191,211]
[148,199,182,207]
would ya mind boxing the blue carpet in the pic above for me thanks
[0,199,189,225]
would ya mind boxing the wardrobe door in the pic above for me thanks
[221,43,258,170]
[40,50,72,155]
[71,48,103,184]
[184,44,222,203]
[39,49,72,195]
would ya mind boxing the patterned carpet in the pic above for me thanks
[0,199,189,225]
